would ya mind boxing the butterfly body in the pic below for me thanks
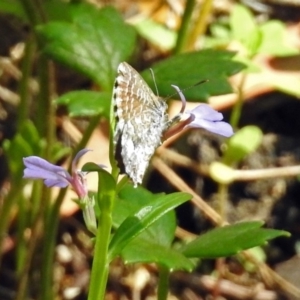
[113,62,170,186]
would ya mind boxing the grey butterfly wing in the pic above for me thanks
[113,62,169,186]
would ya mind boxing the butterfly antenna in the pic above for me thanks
[149,68,159,96]
[166,79,208,100]
[166,79,209,111]
[169,80,209,113]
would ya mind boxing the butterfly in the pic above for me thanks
[113,62,177,187]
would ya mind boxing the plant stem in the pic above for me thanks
[230,72,247,130]
[157,266,170,300]
[217,183,228,225]
[174,0,196,54]
[186,0,213,51]
[88,176,114,300]
[17,34,35,130]
[39,113,101,300]
[39,163,69,300]
[0,187,23,266]
[15,184,44,300]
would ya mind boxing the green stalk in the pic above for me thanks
[230,72,247,130]
[15,183,44,300]
[39,113,102,300]
[0,187,23,266]
[17,34,35,130]
[157,266,170,300]
[88,176,114,300]
[40,188,64,300]
[18,0,41,26]
[35,54,56,300]
[16,194,26,275]
[174,0,196,54]
[186,0,213,51]
[217,183,228,225]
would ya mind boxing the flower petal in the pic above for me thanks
[184,104,234,137]
[186,118,234,137]
[72,148,92,173]
[23,156,71,188]
[188,104,223,121]
[44,178,69,188]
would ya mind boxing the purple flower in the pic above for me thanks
[168,85,234,138]
[184,104,234,137]
[23,149,91,198]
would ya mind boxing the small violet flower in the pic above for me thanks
[23,149,90,199]
[184,104,234,137]
[167,85,234,138]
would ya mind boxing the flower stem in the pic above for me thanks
[88,174,115,300]
[157,266,170,300]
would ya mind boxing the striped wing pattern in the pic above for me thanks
[113,62,169,186]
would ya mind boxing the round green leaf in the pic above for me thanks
[223,125,263,165]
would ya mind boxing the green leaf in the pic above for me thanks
[113,185,176,247]
[56,90,111,118]
[230,4,264,57]
[230,4,257,44]
[233,56,261,73]
[210,23,231,40]
[4,121,68,184]
[37,4,136,89]
[82,162,116,192]
[181,221,290,258]
[0,0,27,20]
[223,125,263,165]
[209,162,235,185]
[108,192,191,261]
[134,18,176,51]
[3,121,42,180]
[44,0,73,22]
[82,162,116,211]
[141,50,245,101]
[122,238,194,271]
[258,21,299,56]
[246,29,262,57]
[3,120,45,161]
